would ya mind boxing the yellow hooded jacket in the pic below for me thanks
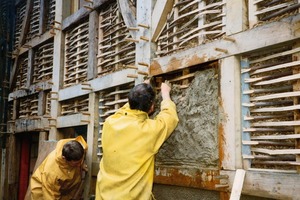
[96,99,179,200]
[30,136,88,200]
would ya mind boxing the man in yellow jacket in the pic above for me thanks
[30,135,88,200]
[96,81,179,200]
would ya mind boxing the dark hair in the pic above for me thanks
[62,140,84,161]
[128,83,156,112]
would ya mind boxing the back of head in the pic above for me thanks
[128,83,156,112]
[62,140,84,161]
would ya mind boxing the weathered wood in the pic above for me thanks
[221,169,300,199]
[150,14,300,76]
[229,169,245,200]
[151,0,174,42]
[58,69,135,101]
[118,0,137,38]
[251,148,300,155]
[251,91,300,101]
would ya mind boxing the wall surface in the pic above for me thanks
[156,68,219,169]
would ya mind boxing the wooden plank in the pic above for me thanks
[151,0,174,42]
[226,0,247,35]
[252,120,300,127]
[254,73,300,86]
[118,0,137,38]
[229,169,245,200]
[150,14,300,76]
[251,104,300,112]
[251,148,300,155]
[221,57,242,170]
[251,134,300,140]
[251,60,300,75]
[251,91,300,101]
[58,69,135,101]
[221,169,300,199]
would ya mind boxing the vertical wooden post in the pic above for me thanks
[219,56,242,199]
[135,0,153,85]
[26,49,34,89]
[87,11,99,80]
[49,0,64,140]
[226,0,247,35]
[292,43,300,173]
[248,0,258,29]
[84,92,99,198]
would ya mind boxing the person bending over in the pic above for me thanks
[31,136,87,200]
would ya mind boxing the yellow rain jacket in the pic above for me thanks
[96,99,179,200]
[30,136,88,200]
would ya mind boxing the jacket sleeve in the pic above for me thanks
[152,99,179,152]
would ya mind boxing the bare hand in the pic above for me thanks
[161,80,171,100]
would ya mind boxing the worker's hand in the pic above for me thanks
[161,80,171,100]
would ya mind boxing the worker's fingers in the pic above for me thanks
[164,80,171,88]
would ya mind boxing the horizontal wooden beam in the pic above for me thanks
[221,169,300,199]
[150,13,300,76]
[58,69,135,101]
[8,80,53,101]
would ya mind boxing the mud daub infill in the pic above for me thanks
[155,68,219,168]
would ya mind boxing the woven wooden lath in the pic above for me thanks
[19,94,39,119]
[156,0,226,57]
[45,0,56,31]
[15,56,28,91]
[64,19,89,88]
[97,82,134,159]
[249,0,300,28]
[26,0,40,42]
[61,96,89,116]
[13,1,26,51]
[97,1,135,77]
[242,45,300,171]
[33,42,54,83]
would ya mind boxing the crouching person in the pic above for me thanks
[30,135,88,200]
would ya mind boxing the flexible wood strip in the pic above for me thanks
[97,1,135,77]
[157,0,225,57]
[242,45,300,171]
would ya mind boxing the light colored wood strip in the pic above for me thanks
[251,91,300,101]
[251,134,300,140]
[252,120,300,127]
[251,60,300,75]
[251,104,300,112]
[254,73,300,86]
[229,169,246,200]
[251,148,300,155]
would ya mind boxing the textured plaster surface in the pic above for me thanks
[155,68,219,168]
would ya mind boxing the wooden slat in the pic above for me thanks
[252,148,300,155]
[251,60,300,75]
[254,73,300,86]
[252,120,300,127]
[251,91,300,101]
[252,134,300,140]
[251,104,300,113]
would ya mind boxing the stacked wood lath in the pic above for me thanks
[249,0,300,27]
[98,82,134,158]
[97,1,135,77]
[33,42,54,83]
[61,95,89,116]
[19,94,39,118]
[26,0,40,42]
[13,1,26,51]
[156,0,225,57]
[15,56,28,91]
[242,46,300,171]
[45,0,56,31]
[64,20,89,88]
